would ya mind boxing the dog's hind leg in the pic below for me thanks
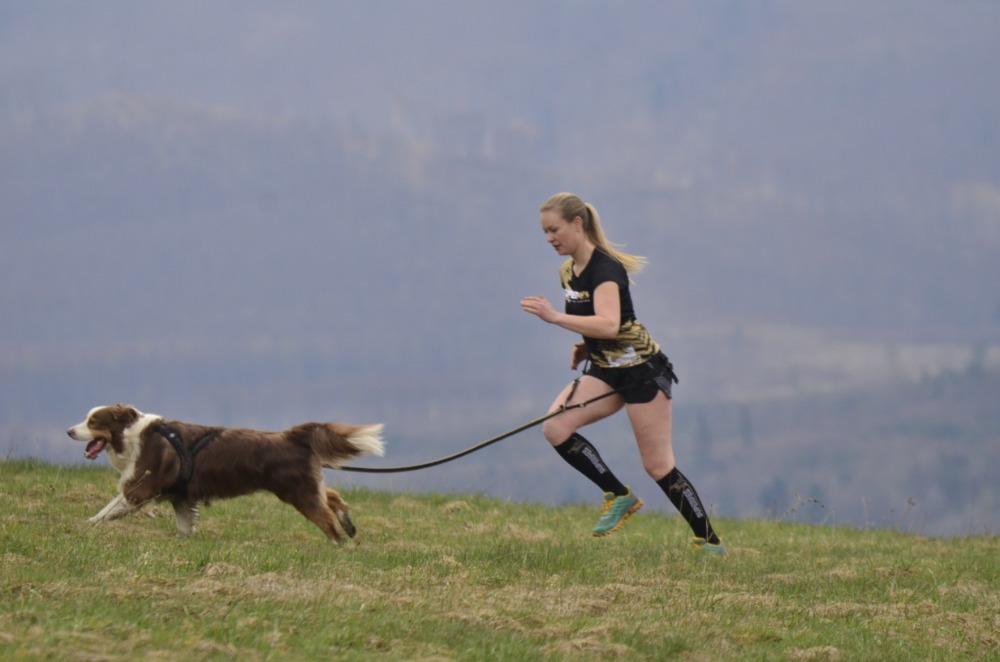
[326,488,356,538]
[285,486,344,543]
[171,499,199,537]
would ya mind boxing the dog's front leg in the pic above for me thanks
[89,493,139,522]
[171,499,199,537]
[90,470,154,523]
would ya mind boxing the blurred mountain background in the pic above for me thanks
[2,1,998,536]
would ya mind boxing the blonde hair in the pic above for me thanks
[539,192,647,273]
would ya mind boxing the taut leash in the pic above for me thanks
[340,377,621,474]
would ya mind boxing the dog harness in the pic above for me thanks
[154,423,222,496]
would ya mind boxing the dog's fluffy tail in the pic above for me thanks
[339,423,385,458]
[297,422,385,467]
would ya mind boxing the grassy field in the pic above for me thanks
[1,460,997,661]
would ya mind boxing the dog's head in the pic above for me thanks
[67,404,145,460]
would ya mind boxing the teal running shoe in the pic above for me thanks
[691,537,728,556]
[592,488,643,537]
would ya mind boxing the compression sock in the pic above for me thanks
[553,433,629,496]
[657,467,720,544]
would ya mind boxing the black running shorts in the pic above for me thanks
[584,352,679,404]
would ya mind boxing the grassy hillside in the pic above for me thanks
[1,460,996,660]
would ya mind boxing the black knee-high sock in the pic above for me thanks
[657,467,720,544]
[553,433,629,496]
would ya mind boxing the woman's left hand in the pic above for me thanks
[520,294,559,323]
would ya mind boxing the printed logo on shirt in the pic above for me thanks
[605,346,641,368]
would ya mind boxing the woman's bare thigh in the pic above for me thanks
[541,376,624,445]
[626,391,676,479]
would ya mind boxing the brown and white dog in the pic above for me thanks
[67,404,384,542]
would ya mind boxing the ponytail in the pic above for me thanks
[540,193,646,274]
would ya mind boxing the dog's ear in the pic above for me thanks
[111,404,139,426]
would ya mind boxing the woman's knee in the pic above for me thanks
[637,442,676,479]
[642,458,675,481]
[542,419,572,446]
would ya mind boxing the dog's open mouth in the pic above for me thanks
[85,440,106,460]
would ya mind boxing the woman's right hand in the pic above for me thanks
[570,342,589,370]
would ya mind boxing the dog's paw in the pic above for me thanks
[339,512,357,538]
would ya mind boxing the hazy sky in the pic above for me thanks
[2,2,998,536]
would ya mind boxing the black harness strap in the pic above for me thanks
[154,423,221,496]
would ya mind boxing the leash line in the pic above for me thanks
[340,382,623,474]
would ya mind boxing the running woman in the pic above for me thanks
[520,192,726,554]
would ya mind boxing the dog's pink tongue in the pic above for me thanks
[84,440,106,460]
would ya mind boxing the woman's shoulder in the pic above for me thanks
[590,249,628,280]
[591,248,619,266]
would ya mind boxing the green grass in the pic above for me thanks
[1,459,997,661]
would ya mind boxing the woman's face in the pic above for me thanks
[540,209,582,256]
